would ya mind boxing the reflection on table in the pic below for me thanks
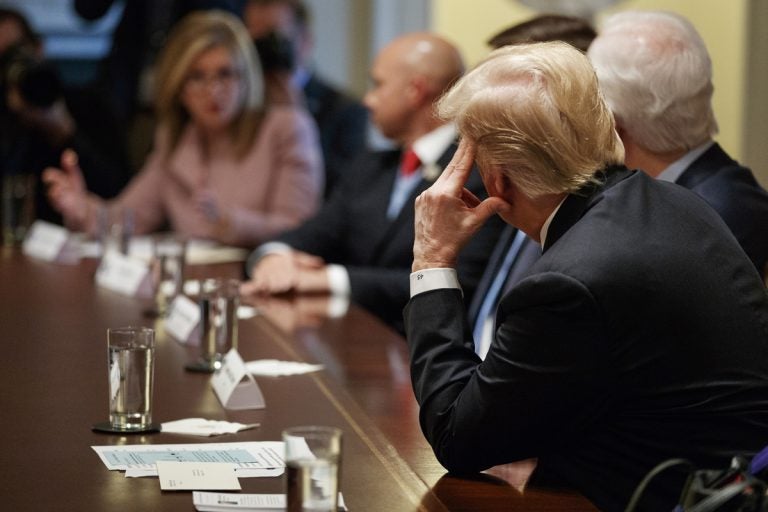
[0,248,596,511]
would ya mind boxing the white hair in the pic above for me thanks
[587,10,718,153]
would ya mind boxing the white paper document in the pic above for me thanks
[192,492,347,511]
[157,461,241,491]
[125,467,284,479]
[161,418,260,437]
[245,360,325,377]
[186,239,248,264]
[92,441,284,472]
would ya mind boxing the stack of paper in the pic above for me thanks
[193,492,347,511]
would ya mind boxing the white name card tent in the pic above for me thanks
[22,220,80,263]
[165,295,202,344]
[211,349,265,411]
[95,249,154,299]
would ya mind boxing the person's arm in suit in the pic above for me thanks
[405,272,607,473]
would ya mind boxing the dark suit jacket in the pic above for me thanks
[405,167,768,511]
[277,144,504,333]
[676,143,768,275]
[303,74,369,199]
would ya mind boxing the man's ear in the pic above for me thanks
[489,170,514,201]
[407,75,432,105]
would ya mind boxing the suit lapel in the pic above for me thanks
[544,166,633,252]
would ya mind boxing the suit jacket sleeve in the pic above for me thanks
[275,162,352,258]
[405,271,608,474]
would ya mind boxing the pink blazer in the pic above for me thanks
[84,105,324,246]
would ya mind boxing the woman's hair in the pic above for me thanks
[587,11,718,153]
[154,10,265,158]
[437,41,624,198]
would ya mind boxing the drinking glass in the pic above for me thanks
[283,426,342,512]
[185,278,240,372]
[93,326,159,433]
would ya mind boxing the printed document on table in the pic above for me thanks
[193,492,348,512]
[92,442,284,472]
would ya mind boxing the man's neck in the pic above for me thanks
[622,138,687,178]
[506,190,567,244]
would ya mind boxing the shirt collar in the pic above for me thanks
[412,124,457,165]
[540,196,568,247]
[657,140,715,183]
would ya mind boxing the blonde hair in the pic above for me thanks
[437,41,624,198]
[154,10,265,159]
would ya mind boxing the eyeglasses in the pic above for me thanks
[184,67,241,91]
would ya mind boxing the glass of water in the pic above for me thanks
[93,326,159,433]
[186,278,240,373]
[153,234,186,311]
[283,426,342,512]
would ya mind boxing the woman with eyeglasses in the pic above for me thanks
[43,10,323,247]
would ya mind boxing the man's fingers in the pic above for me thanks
[460,188,481,208]
[239,280,258,296]
[293,251,325,269]
[41,167,63,186]
[434,139,477,193]
[473,196,508,223]
[61,149,80,175]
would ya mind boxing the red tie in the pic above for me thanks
[400,148,421,177]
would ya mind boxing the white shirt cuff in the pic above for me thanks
[326,264,351,296]
[410,268,461,298]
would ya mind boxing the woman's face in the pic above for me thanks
[180,45,244,135]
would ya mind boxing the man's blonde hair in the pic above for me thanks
[437,41,624,197]
[154,10,265,159]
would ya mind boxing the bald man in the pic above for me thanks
[241,33,503,333]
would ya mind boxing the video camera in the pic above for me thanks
[1,43,62,109]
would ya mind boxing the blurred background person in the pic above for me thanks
[43,10,323,247]
[73,0,247,171]
[242,0,368,199]
[241,32,503,334]
[588,10,768,277]
[486,13,596,51]
[0,7,129,228]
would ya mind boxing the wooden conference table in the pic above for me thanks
[0,248,596,511]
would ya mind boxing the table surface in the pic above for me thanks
[0,248,597,511]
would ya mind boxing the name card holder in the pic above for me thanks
[22,221,80,264]
[164,295,201,345]
[95,250,153,299]
[211,349,265,410]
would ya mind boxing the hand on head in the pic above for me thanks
[412,139,510,272]
[240,250,326,296]
[42,149,89,227]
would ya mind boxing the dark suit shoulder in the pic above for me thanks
[678,144,768,272]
